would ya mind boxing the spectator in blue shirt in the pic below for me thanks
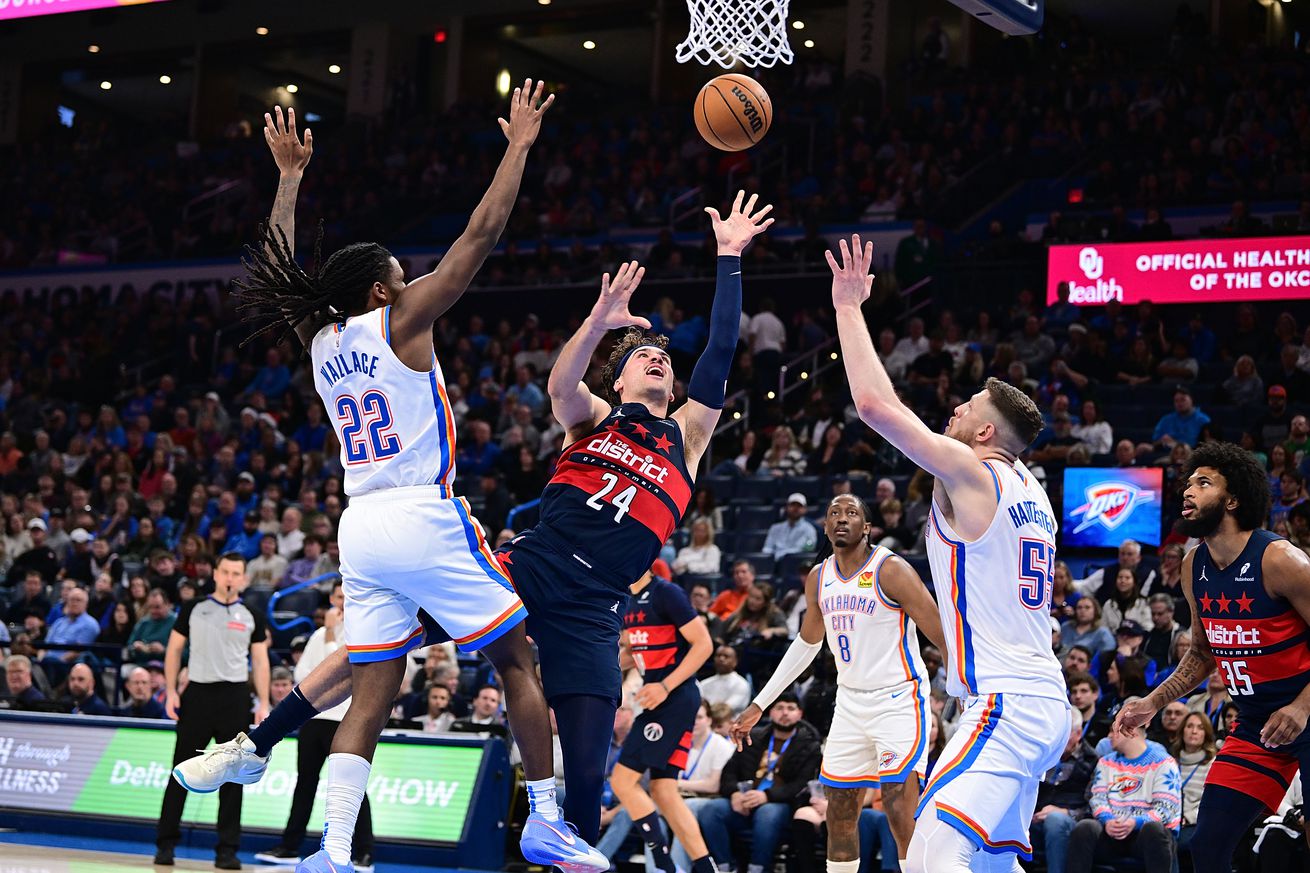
[204,491,243,542]
[505,365,547,418]
[1044,282,1082,333]
[115,666,168,719]
[762,494,819,560]
[41,586,100,682]
[241,347,292,402]
[1178,312,1218,363]
[291,404,329,453]
[1149,386,1211,450]
[224,511,264,561]
[458,421,502,476]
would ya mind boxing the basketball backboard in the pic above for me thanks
[946,0,1044,35]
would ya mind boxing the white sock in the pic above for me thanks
[827,859,861,873]
[526,777,561,819]
[322,753,370,865]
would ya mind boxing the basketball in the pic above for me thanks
[694,73,772,152]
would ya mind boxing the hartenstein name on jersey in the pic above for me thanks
[1206,623,1263,648]
[319,351,380,388]
[586,432,670,483]
[1007,500,1057,536]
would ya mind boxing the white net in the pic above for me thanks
[675,0,794,69]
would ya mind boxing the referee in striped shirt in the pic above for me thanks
[156,552,271,869]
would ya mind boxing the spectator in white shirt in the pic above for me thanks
[749,298,787,395]
[671,700,739,871]
[1071,400,1113,456]
[762,494,818,560]
[416,684,456,733]
[892,318,930,365]
[699,644,752,714]
[276,508,304,559]
[674,519,723,577]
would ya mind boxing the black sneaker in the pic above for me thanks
[353,852,375,873]
[254,846,302,864]
[153,848,174,866]
[214,852,242,870]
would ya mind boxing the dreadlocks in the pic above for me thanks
[231,222,395,347]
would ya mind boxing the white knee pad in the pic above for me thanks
[906,811,977,873]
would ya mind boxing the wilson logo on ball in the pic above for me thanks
[731,86,764,133]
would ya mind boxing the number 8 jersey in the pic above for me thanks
[539,402,694,588]
[311,306,459,497]
[925,459,1067,702]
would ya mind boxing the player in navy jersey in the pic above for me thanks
[1115,442,1310,873]
[610,569,715,873]
[171,191,773,848]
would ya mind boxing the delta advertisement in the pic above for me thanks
[0,717,483,842]
[0,0,171,21]
[1061,467,1163,548]
[1047,236,1310,306]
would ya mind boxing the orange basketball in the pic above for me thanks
[694,73,772,152]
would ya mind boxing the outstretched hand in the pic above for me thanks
[705,190,774,256]
[264,106,313,176]
[826,234,875,309]
[1110,697,1158,741]
[589,260,651,331]
[499,78,556,148]
[729,703,763,751]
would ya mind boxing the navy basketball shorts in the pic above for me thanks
[618,682,701,780]
[493,530,627,705]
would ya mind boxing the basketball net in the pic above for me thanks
[675,0,794,69]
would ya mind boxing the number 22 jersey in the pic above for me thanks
[925,459,1066,702]
[311,306,459,497]
[539,402,695,590]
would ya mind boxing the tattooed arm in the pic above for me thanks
[1113,548,1214,738]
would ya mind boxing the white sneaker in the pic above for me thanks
[172,731,269,793]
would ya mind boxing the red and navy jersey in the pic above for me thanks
[539,403,694,587]
[625,577,699,685]
[1194,529,1310,727]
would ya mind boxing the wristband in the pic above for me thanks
[659,680,671,693]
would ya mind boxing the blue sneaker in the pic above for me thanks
[521,813,609,872]
[295,849,354,873]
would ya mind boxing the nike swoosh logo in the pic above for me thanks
[540,820,577,846]
[889,690,906,699]
[731,271,742,276]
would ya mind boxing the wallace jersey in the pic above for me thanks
[817,546,928,691]
[925,459,1066,702]
[624,577,699,685]
[310,306,458,497]
[540,403,694,587]
[1193,529,1310,727]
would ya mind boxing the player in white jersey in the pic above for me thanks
[730,494,946,873]
[826,235,1071,873]
[230,88,606,873]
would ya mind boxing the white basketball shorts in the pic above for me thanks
[820,679,930,788]
[914,692,1070,860]
[337,485,525,662]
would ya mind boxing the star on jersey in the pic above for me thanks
[631,422,651,440]
[652,433,674,453]
[1236,592,1254,613]
[1216,594,1232,614]
[1199,593,1213,612]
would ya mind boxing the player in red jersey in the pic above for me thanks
[1115,442,1310,873]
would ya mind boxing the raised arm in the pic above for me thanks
[261,106,315,346]
[546,260,649,441]
[1114,549,1214,738]
[672,191,773,473]
[877,555,947,654]
[391,79,554,346]
[829,235,991,498]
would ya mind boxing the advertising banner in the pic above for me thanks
[0,0,171,21]
[0,717,483,842]
[1061,467,1163,548]
[1047,237,1310,306]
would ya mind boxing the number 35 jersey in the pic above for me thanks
[925,459,1066,702]
[311,306,459,497]
[540,402,694,589]
[1193,528,1309,727]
